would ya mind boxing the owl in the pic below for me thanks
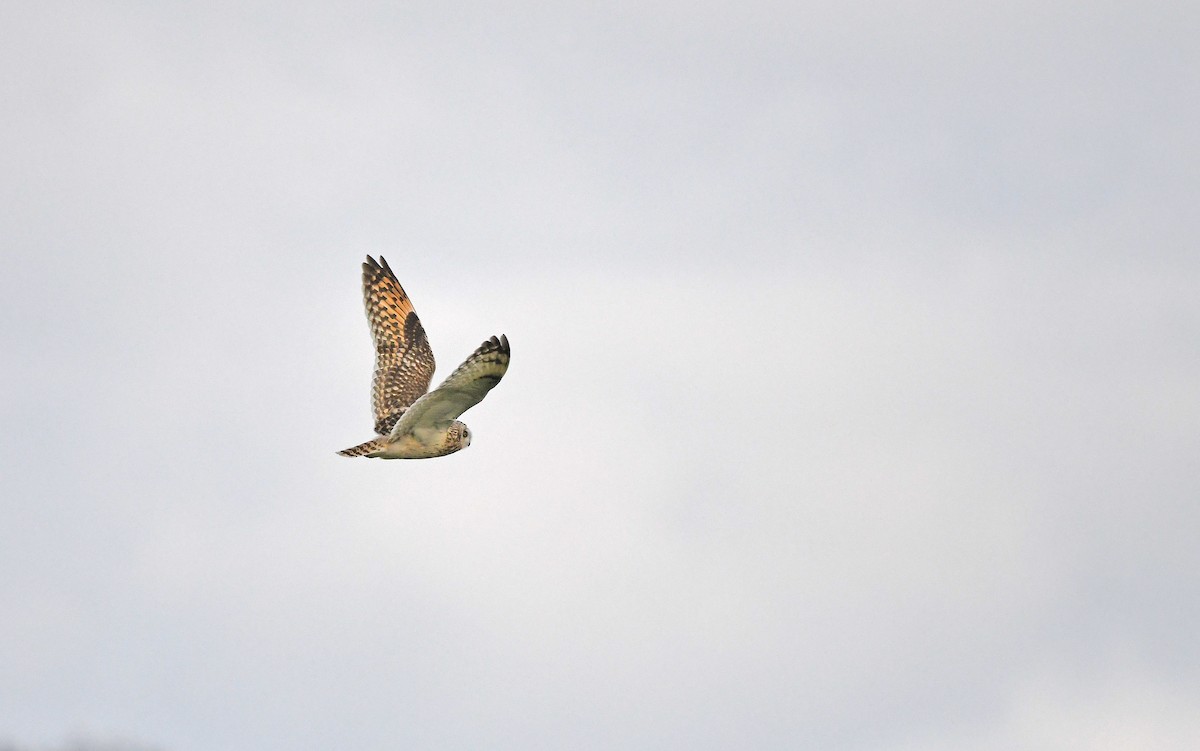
[337,256,510,459]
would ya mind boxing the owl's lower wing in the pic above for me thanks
[363,256,437,435]
[390,335,510,438]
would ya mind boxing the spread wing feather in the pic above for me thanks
[390,335,510,438]
[362,256,436,435]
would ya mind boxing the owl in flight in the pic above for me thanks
[337,256,510,459]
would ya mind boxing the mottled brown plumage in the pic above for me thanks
[362,256,436,435]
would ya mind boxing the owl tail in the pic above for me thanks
[336,437,389,457]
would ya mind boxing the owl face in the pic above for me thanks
[448,420,471,451]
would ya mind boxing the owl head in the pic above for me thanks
[447,420,471,452]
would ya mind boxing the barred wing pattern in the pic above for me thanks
[390,335,511,438]
[362,256,436,435]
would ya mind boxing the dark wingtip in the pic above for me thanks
[482,334,510,355]
[363,256,398,282]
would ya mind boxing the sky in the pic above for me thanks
[1,1,1198,749]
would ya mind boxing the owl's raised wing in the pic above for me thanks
[362,256,436,435]
[389,335,510,438]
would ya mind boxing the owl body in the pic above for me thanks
[337,256,507,460]
[372,420,470,459]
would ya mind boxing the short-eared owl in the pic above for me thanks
[337,256,510,459]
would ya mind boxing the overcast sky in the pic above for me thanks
[2,2,1198,750]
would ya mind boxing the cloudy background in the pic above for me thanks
[2,1,1198,749]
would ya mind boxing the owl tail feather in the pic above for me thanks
[336,437,389,457]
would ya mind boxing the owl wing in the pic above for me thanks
[390,335,510,438]
[362,256,436,435]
